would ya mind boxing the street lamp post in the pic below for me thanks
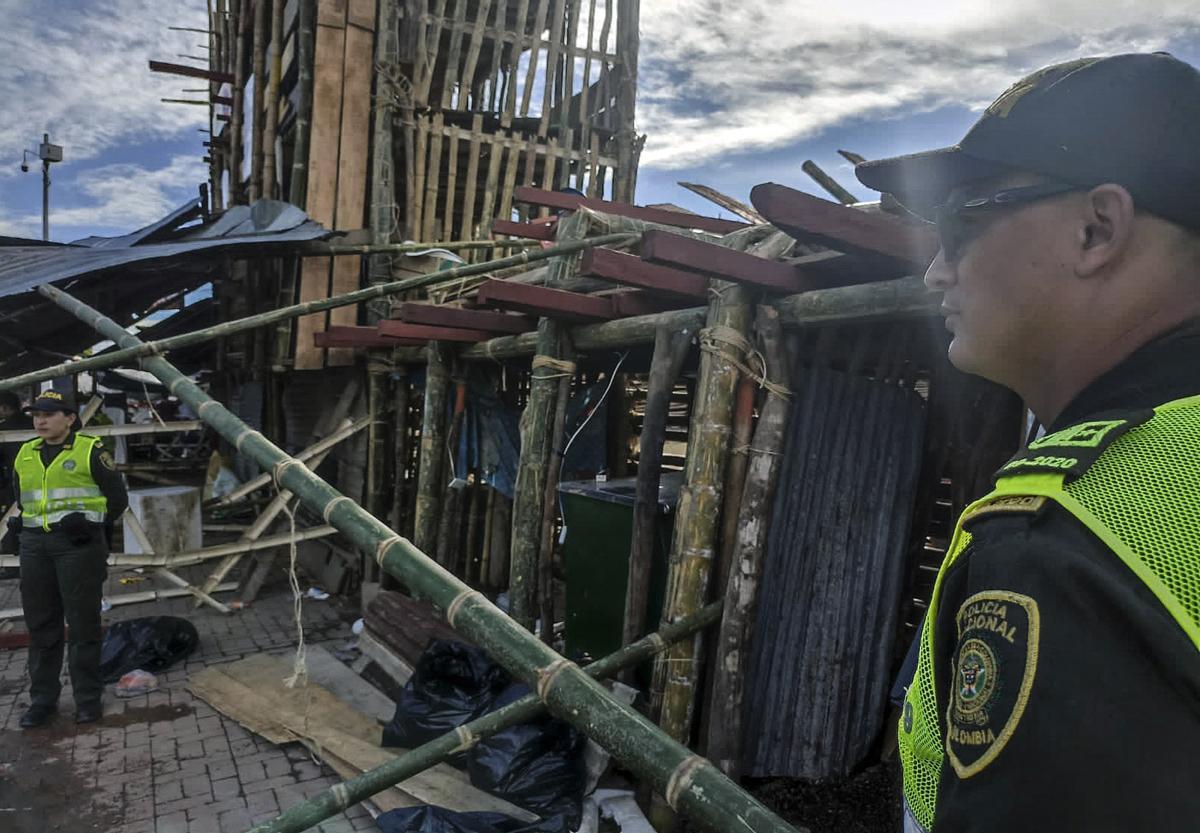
[21,133,63,241]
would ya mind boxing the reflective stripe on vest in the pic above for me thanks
[899,393,1200,831]
[13,434,108,531]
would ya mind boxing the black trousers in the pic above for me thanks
[19,529,108,708]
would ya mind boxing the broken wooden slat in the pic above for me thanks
[396,302,536,334]
[579,248,709,300]
[492,218,557,240]
[677,182,766,224]
[750,182,938,267]
[149,59,235,84]
[475,279,616,322]
[514,186,747,234]
[641,229,810,293]
[377,321,499,342]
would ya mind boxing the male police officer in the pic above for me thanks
[856,53,1200,831]
[9,390,127,727]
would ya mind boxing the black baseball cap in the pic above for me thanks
[855,53,1200,225]
[25,390,77,414]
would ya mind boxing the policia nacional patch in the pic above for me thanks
[946,590,1040,778]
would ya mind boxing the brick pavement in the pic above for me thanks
[0,565,380,833]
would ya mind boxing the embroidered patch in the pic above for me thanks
[961,495,1046,528]
[63,459,77,471]
[99,451,115,470]
[946,590,1040,779]
[995,408,1152,483]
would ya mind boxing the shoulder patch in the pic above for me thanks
[961,495,1047,529]
[995,409,1152,483]
[946,590,1040,779]
[98,450,115,471]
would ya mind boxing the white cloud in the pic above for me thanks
[637,0,1200,169]
[0,0,208,172]
[0,154,205,238]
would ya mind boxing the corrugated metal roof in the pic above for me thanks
[0,199,330,301]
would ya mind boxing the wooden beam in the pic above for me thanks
[148,59,235,84]
[475,279,616,322]
[514,186,747,235]
[641,230,811,293]
[395,303,536,334]
[579,248,708,300]
[314,326,424,348]
[492,218,558,240]
[750,182,938,267]
[607,292,685,318]
[376,321,498,342]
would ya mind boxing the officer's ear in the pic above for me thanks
[1073,183,1136,279]
[65,411,77,428]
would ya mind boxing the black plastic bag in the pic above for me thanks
[99,616,200,683]
[377,806,569,833]
[467,683,587,825]
[383,640,511,748]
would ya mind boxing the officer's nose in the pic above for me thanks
[924,250,955,292]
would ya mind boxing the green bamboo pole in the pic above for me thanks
[40,283,801,833]
[414,343,450,554]
[288,0,315,206]
[508,212,585,630]
[0,233,635,393]
[247,602,725,833]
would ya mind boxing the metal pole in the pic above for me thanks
[41,133,50,242]
[37,283,802,833]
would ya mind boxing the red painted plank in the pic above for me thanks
[750,182,938,267]
[148,60,235,85]
[475,279,616,322]
[640,230,812,293]
[316,327,419,348]
[396,303,536,334]
[492,218,558,240]
[579,248,709,300]
[377,321,498,342]
[607,292,687,318]
[514,186,747,234]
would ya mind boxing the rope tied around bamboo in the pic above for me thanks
[530,354,577,379]
[699,325,791,399]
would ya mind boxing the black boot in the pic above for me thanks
[19,703,57,729]
[75,701,103,724]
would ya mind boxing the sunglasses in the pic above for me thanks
[933,182,1081,261]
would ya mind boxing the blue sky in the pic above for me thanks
[1,1,1198,240]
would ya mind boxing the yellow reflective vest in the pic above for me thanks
[899,394,1200,831]
[13,434,108,530]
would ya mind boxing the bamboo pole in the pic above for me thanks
[716,376,755,595]
[706,306,791,779]
[0,584,238,621]
[261,0,284,198]
[250,0,268,201]
[509,211,585,630]
[413,342,451,554]
[247,602,724,833]
[388,372,411,533]
[0,233,637,393]
[230,0,248,200]
[801,160,858,206]
[289,0,316,206]
[621,324,691,682]
[537,340,573,644]
[40,283,804,833]
[435,379,467,570]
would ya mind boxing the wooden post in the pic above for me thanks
[414,342,451,554]
[389,369,411,534]
[538,342,573,644]
[621,325,692,683]
[230,0,248,201]
[706,306,791,779]
[716,376,756,596]
[366,357,391,521]
[435,380,468,571]
[508,212,585,630]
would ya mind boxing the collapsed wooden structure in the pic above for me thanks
[0,1,1032,831]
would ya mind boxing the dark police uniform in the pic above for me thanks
[11,424,127,717]
[912,323,1200,831]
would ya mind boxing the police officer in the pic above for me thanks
[855,54,1200,831]
[10,390,127,727]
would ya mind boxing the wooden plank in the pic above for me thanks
[328,7,376,366]
[148,59,235,84]
[678,182,766,224]
[475,279,615,322]
[396,302,536,333]
[579,248,709,299]
[316,327,415,348]
[460,114,484,238]
[479,134,506,236]
[519,0,551,117]
[422,112,446,240]
[458,0,494,109]
[513,185,747,234]
[295,259,333,369]
[377,321,499,342]
[497,131,523,224]
[442,128,460,240]
[492,218,557,240]
[537,0,566,137]
[750,182,938,267]
[607,291,686,318]
[412,117,429,237]
[439,0,467,110]
[641,229,814,294]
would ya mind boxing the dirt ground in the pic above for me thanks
[750,761,902,833]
